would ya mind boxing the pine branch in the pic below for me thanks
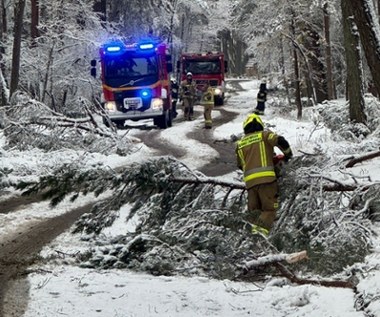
[309,174,374,192]
[170,176,245,190]
[171,175,375,193]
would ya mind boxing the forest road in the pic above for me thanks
[135,79,248,176]
[0,80,248,316]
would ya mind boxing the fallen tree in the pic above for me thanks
[240,251,355,289]
[345,150,380,168]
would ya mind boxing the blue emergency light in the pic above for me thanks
[140,89,152,99]
[139,43,155,50]
[105,45,122,52]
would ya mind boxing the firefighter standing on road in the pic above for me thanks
[171,78,179,118]
[180,72,197,120]
[255,82,267,115]
[200,83,214,129]
[236,113,293,236]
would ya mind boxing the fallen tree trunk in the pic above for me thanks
[241,251,355,289]
[345,150,380,168]
[171,177,374,193]
[274,262,355,289]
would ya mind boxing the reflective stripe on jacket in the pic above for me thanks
[236,131,278,189]
[257,91,267,103]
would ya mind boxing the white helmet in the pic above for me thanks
[186,72,193,77]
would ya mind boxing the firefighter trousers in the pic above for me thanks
[202,103,213,128]
[183,98,194,120]
[246,181,279,231]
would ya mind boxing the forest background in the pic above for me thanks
[1,0,380,316]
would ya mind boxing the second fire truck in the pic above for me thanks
[177,52,228,105]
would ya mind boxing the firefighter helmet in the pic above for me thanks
[243,113,264,130]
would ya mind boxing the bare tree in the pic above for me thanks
[0,0,7,106]
[290,13,302,120]
[10,0,26,97]
[93,0,107,22]
[348,0,380,97]
[0,0,6,34]
[31,0,39,46]
[341,0,366,123]
[323,2,334,100]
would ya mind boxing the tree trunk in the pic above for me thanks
[341,0,366,123]
[31,0,39,45]
[348,0,380,97]
[0,0,6,106]
[323,3,334,100]
[93,0,107,22]
[1,0,6,34]
[10,0,26,97]
[42,44,55,104]
[290,17,302,119]
[280,36,292,107]
[303,23,328,103]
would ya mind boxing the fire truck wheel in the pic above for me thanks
[154,110,171,129]
[167,110,173,127]
[115,120,125,129]
[214,95,224,106]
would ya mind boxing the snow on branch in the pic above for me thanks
[171,174,376,193]
[170,176,245,190]
[244,250,308,268]
[274,263,356,289]
[243,251,355,289]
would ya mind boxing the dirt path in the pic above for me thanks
[136,81,247,176]
[0,80,247,316]
[0,202,94,316]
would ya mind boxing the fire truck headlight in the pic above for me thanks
[105,101,116,111]
[151,98,163,109]
[214,88,222,96]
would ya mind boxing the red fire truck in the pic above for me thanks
[91,37,173,129]
[177,52,228,105]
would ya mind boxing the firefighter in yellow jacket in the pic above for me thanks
[236,113,293,236]
[200,83,214,129]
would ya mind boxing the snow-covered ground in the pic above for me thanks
[1,79,380,316]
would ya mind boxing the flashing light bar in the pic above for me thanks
[106,46,121,52]
[139,43,155,50]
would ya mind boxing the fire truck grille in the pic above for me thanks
[114,91,151,112]
[195,80,219,87]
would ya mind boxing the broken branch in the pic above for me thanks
[274,262,355,289]
[345,150,380,168]
[244,251,308,268]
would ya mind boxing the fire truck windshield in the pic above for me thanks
[184,60,221,75]
[104,54,158,87]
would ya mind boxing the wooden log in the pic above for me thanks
[345,150,380,168]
